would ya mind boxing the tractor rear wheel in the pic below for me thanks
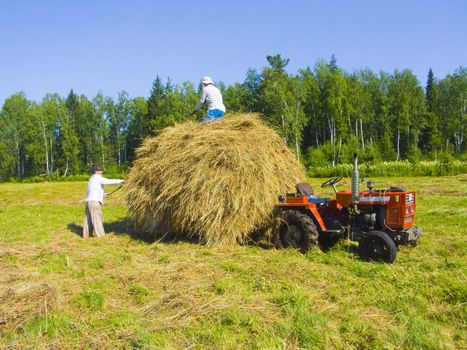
[278,210,319,253]
[358,231,397,263]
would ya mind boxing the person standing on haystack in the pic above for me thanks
[191,76,226,123]
[82,166,125,239]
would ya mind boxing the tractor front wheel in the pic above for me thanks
[278,210,319,253]
[358,231,397,263]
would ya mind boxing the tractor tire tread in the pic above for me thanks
[359,230,397,263]
[279,210,319,252]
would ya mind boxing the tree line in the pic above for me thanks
[0,55,465,180]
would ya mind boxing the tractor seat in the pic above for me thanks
[296,182,314,196]
[387,186,406,192]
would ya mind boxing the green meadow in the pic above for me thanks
[0,176,466,349]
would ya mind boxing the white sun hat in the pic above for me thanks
[202,76,213,84]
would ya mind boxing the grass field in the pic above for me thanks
[0,176,466,349]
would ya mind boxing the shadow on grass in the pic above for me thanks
[67,220,362,261]
[67,223,84,238]
[67,218,155,243]
[111,220,272,248]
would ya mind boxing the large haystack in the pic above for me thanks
[125,113,306,245]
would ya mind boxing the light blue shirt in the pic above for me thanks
[195,84,226,112]
[85,174,124,204]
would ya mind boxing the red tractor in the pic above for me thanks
[276,154,421,263]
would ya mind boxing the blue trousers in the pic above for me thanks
[202,109,225,123]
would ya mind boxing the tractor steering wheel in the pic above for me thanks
[321,176,342,188]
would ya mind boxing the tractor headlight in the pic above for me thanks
[278,195,286,203]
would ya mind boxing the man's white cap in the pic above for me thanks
[202,76,213,84]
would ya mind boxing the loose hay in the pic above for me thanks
[125,113,306,245]
[0,282,58,330]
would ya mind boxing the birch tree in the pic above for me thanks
[437,67,466,153]
[0,93,31,177]
[260,54,308,159]
[388,70,426,160]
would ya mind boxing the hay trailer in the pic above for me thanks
[275,154,422,263]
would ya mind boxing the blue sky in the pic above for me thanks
[1,0,466,105]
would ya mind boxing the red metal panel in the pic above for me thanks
[276,200,327,231]
[309,207,327,231]
[286,196,309,204]
[336,190,352,207]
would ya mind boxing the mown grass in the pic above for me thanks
[0,176,466,349]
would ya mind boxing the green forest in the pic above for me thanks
[0,55,465,181]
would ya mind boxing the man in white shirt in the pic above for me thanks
[82,166,125,238]
[191,76,226,123]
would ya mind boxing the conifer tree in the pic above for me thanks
[147,75,166,133]
[420,68,442,153]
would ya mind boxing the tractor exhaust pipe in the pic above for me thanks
[351,153,359,206]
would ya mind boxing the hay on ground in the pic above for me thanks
[125,113,306,245]
[0,282,58,329]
